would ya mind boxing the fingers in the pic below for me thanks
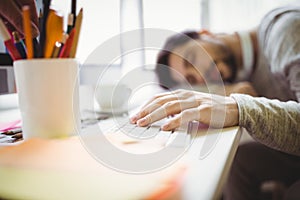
[140,90,182,109]
[130,89,239,131]
[135,99,199,128]
[161,107,201,130]
[131,92,175,122]
[130,89,200,129]
[131,90,195,123]
[131,90,189,123]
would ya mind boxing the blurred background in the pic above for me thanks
[0,0,297,94]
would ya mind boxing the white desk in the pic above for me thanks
[0,87,241,200]
[182,126,241,200]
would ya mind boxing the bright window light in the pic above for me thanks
[208,0,298,32]
[48,0,298,65]
[143,0,201,66]
[51,0,120,64]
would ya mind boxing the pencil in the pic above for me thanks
[12,31,27,59]
[69,8,83,58]
[59,28,76,58]
[23,6,34,59]
[0,19,21,60]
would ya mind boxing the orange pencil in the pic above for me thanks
[22,6,34,59]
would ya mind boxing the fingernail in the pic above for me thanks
[130,116,137,123]
[137,118,147,126]
[162,124,169,130]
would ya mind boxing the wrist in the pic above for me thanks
[225,96,239,127]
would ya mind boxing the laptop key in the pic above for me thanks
[127,126,147,138]
[140,126,160,139]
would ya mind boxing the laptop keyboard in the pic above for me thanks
[98,117,192,148]
[0,116,195,148]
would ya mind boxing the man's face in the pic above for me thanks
[168,37,236,85]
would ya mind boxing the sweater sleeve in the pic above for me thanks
[230,94,300,156]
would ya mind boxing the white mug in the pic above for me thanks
[95,83,131,111]
[14,58,80,140]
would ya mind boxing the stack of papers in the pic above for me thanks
[0,136,187,200]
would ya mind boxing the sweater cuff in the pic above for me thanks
[229,93,254,127]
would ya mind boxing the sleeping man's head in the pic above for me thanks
[155,31,237,89]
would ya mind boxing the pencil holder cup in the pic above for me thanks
[13,58,80,140]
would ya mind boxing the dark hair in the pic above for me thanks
[155,31,200,89]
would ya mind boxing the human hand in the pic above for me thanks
[0,0,39,38]
[130,89,239,131]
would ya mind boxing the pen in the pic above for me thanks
[11,132,23,140]
[67,13,74,34]
[23,6,34,59]
[33,38,41,58]
[69,8,83,58]
[12,31,27,59]
[38,8,43,34]
[51,41,62,58]
[51,33,68,58]
[39,0,52,57]
[0,19,21,60]
[2,128,22,135]
[71,0,77,27]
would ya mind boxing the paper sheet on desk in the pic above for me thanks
[0,119,21,132]
[0,136,187,200]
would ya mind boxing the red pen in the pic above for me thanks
[0,19,22,60]
[59,28,76,58]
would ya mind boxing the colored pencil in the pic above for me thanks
[69,8,83,58]
[12,31,27,59]
[22,6,34,59]
[0,19,21,60]
[59,28,76,58]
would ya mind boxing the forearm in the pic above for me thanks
[231,94,300,156]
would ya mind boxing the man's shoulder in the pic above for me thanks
[258,5,300,41]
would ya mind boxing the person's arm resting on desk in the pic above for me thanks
[130,89,239,130]
[234,6,300,156]
[131,89,300,156]
[131,6,300,156]
[231,94,300,156]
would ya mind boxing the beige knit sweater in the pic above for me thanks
[231,6,300,156]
